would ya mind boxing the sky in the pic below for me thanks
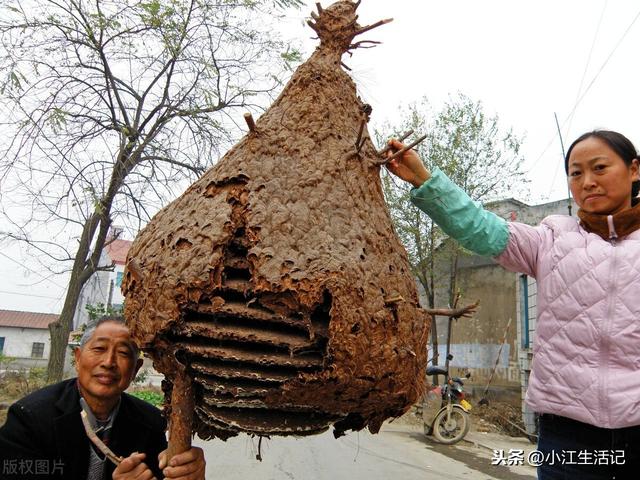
[1,0,639,314]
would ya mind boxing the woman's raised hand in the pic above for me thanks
[385,138,431,188]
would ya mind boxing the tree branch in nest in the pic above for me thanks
[355,118,366,149]
[354,18,393,36]
[349,40,382,50]
[244,112,257,133]
[424,301,480,320]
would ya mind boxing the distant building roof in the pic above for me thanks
[104,239,132,265]
[0,309,59,329]
[484,197,529,209]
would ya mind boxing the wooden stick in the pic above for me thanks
[355,18,393,36]
[384,294,405,306]
[478,316,511,405]
[167,374,194,461]
[355,118,366,149]
[80,411,123,466]
[349,40,382,50]
[376,134,427,165]
[244,113,256,133]
[378,130,414,156]
[316,2,323,14]
[423,301,480,320]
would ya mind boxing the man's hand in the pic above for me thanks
[158,447,205,480]
[113,452,156,480]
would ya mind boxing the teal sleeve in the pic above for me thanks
[409,167,509,257]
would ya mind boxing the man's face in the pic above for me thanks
[74,321,142,406]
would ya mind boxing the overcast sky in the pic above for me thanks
[284,0,640,201]
[2,0,639,314]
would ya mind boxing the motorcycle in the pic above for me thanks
[421,299,478,445]
[422,362,472,444]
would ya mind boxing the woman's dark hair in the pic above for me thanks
[564,130,640,201]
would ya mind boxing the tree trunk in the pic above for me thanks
[448,248,460,307]
[47,265,87,382]
[46,208,112,382]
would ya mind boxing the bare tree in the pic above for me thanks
[380,94,528,365]
[0,0,303,382]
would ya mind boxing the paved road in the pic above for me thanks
[196,422,537,480]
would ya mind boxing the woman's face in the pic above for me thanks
[567,136,639,215]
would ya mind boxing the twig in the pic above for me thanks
[80,411,123,466]
[375,134,428,165]
[349,40,382,50]
[256,435,264,461]
[452,291,461,309]
[354,18,393,36]
[340,61,352,71]
[378,130,414,156]
[244,113,256,133]
[479,317,512,405]
[316,2,323,14]
[355,119,366,150]
[384,294,405,306]
[423,300,480,320]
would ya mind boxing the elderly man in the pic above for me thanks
[0,316,205,479]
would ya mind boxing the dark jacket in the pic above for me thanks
[0,378,167,479]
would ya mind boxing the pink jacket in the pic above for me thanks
[411,168,640,428]
[498,215,640,428]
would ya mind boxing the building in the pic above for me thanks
[71,230,132,329]
[103,237,131,311]
[0,309,58,370]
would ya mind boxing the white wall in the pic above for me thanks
[108,263,126,308]
[0,326,51,360]
[72,250,111,329]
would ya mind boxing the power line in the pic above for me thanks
[0,289,62,300]
[529,4,640,178]
[564,6,640,127]
[565,0,609,139]
[0,250,68,290]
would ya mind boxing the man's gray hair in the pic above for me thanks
[79,315,139,358]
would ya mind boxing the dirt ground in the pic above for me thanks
[394,399,529,439]
[470,401,529,437]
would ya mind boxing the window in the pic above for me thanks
[0,337,5,355]
[116,271,124,287]
[31,342,45,358]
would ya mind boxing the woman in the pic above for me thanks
[386,130,640,479]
